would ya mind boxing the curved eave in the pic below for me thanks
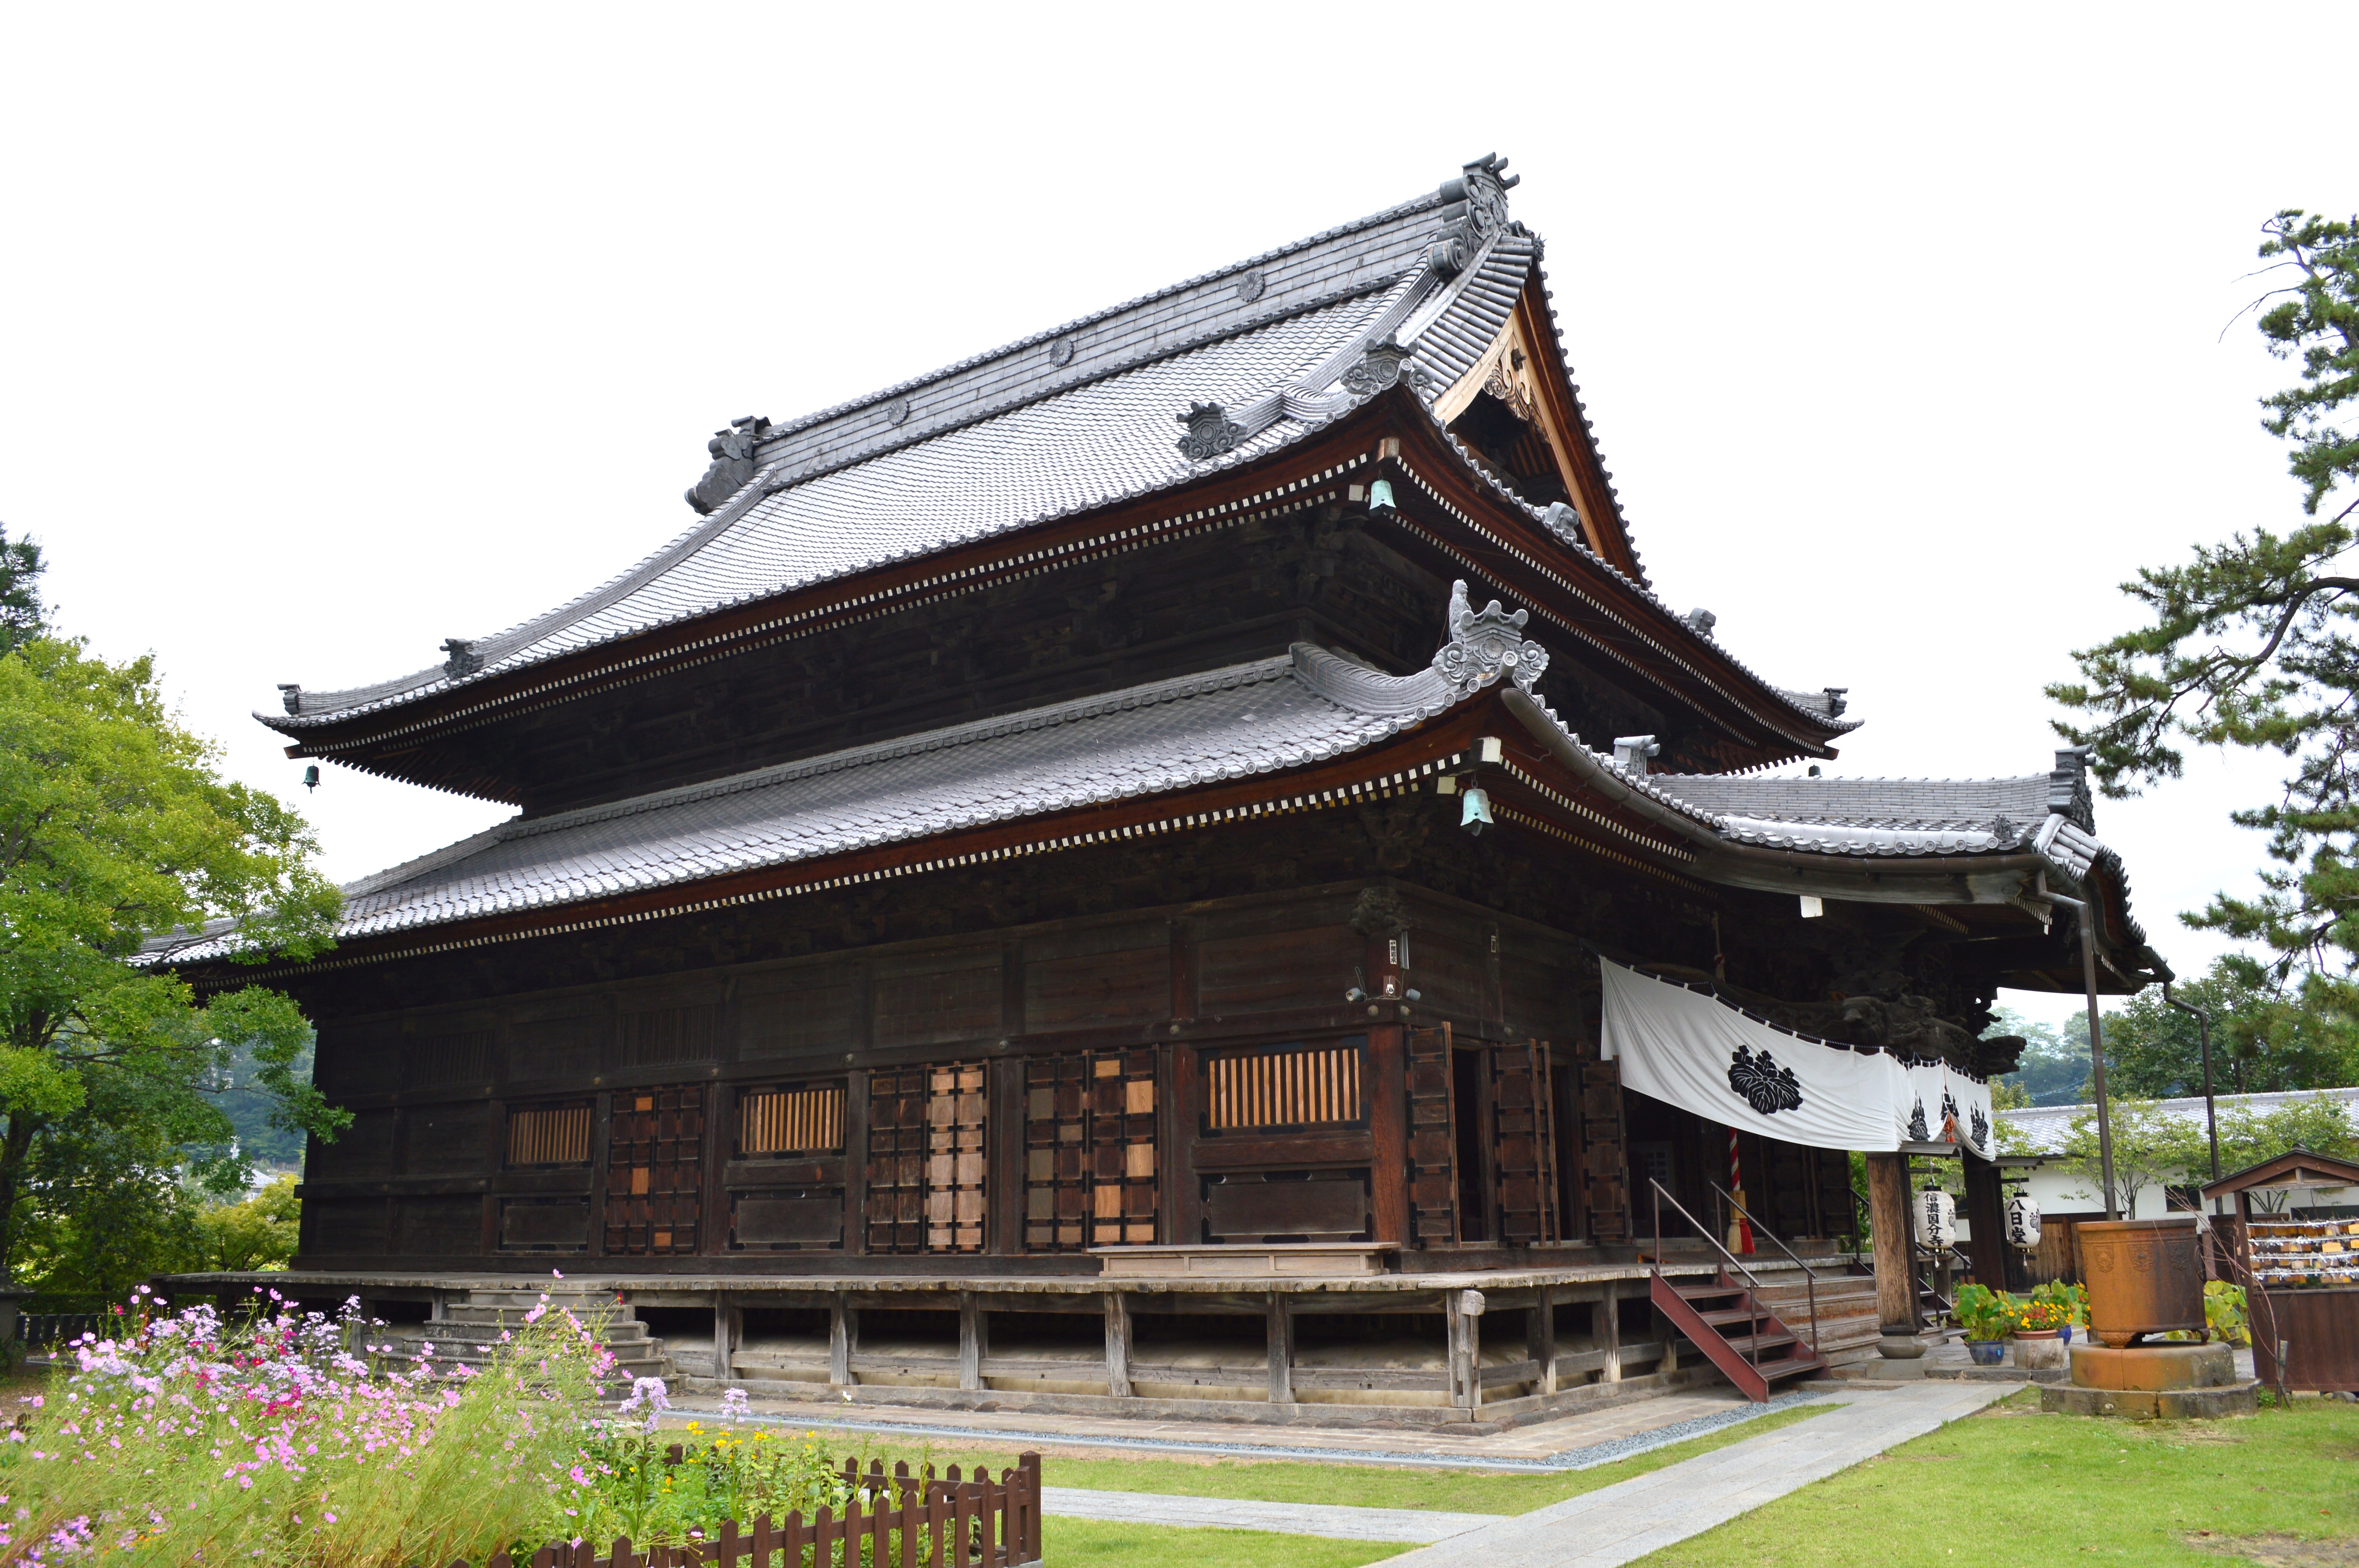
[1384,403,1857,763]
[179,696,1503,986]
[1498,688,2164,990]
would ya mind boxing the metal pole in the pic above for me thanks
[2046,893,2117,1221]
[2163,982,2222,1202]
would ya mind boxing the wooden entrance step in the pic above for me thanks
[1650,1270,1826,1402]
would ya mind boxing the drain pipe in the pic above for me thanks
[2045,892,2117,1221]
[2163,982,2223,1205]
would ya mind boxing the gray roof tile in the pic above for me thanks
[177,646,1465,960]
[260,175,1839,743]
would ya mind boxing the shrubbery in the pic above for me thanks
[0,1281,975,1565]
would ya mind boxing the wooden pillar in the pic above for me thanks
[843,1071,871,1256]
[987,1058,1023,1258]
[829,1297,855,1388]
[713,1292,735,1381]
[1445,1290,1481,1411]
[1962,1158,2009,1291]
[1865,1151,1916,1332]
[1601,1285,1621,1381]
[958,1293,984,1392]
[1103,1292,1132,1399]
[1172,1046,1204,1246]
[1265,1292,1294,1405]
[1368,1023,1410,1245]
[1528,1284,1557,1396]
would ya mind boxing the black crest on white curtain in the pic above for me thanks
[1907,1098,1930,1142]
[1727,1045,1803,1116]
[1939,1089,1961,1137]
[1969,1106,1990,1154]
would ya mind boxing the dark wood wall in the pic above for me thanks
[365,508,1684,818]
[294,873,1616,1274]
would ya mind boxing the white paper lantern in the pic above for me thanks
[2005,1193,2042,1249]
[1917,1187,1957,1250]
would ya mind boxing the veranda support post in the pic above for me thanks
[1865,1151,1916,1333]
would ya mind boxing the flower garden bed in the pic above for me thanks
[0,1281,1038,1566]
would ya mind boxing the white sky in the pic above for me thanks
[3,6,2349,1031]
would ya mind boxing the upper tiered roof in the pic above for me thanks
[258,156,1848,772]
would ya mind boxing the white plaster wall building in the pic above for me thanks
[1990,1087,2359,1223]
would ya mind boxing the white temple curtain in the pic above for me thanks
[1598,958,1906,1154]
[1898,1059,1997,1161]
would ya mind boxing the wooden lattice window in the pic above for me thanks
[1023,1055,1088,1251]
[869,1062,986,1254]
[506,1102,592,1168]
[738,1083,845,1156]
[1090,1050,1158,1247]
[1025,1049,1158,1252]
[1203,1039,1365,1132]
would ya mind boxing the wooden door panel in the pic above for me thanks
[1490,1040,1559,1245]
[1407,1023,1458,1245]
[1575,1041,1629,1242]
[1023,1048,1158,1252]
[603,1085,705,1256]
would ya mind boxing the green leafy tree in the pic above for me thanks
[2217,1091,2359,1161]
[0,635,345,1285]
[2050,211,2359,1004]
[2100,955,2359,1096]
[2059,1098,2205,1214]
[196,1173,300,1272]
[0,525,45,655]
[1989,1007,2093,1105]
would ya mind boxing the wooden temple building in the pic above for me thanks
[154,155,2166,1424]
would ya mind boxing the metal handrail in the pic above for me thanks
[1710,1181,1820,1355]
[1649,1177,1768,1372]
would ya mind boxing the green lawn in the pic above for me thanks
[1641,1390,2359,1567]
[1043,1517,1410,1568]
[703,1400,1828,1516]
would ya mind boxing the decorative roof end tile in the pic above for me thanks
[1175,402,1245,462]
[1340,334,1429,398]
[1432,579,1548,697]
[1427,153,1517,278]
[684,414,772,514]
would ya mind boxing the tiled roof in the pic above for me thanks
[259,168,1839,744]
[1640,774,2052,833]
[165,646,1465,962]
[267,194,1472,730]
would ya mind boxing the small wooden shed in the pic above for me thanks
[2204,1148,2359,1394]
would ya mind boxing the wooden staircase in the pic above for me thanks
[1650,1270,1826,1403]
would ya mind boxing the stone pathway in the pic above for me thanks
[1370,1380,2020,1567]
[1037,1486,1496,1543]
[670,1383,1802,1470]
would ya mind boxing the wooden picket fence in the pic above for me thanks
[405,1452,1043,1568]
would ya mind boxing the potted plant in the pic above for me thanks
[2011,1298,2070,1338]
[2030,1280,2086,1344]
[1953,1283,2014,1365]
